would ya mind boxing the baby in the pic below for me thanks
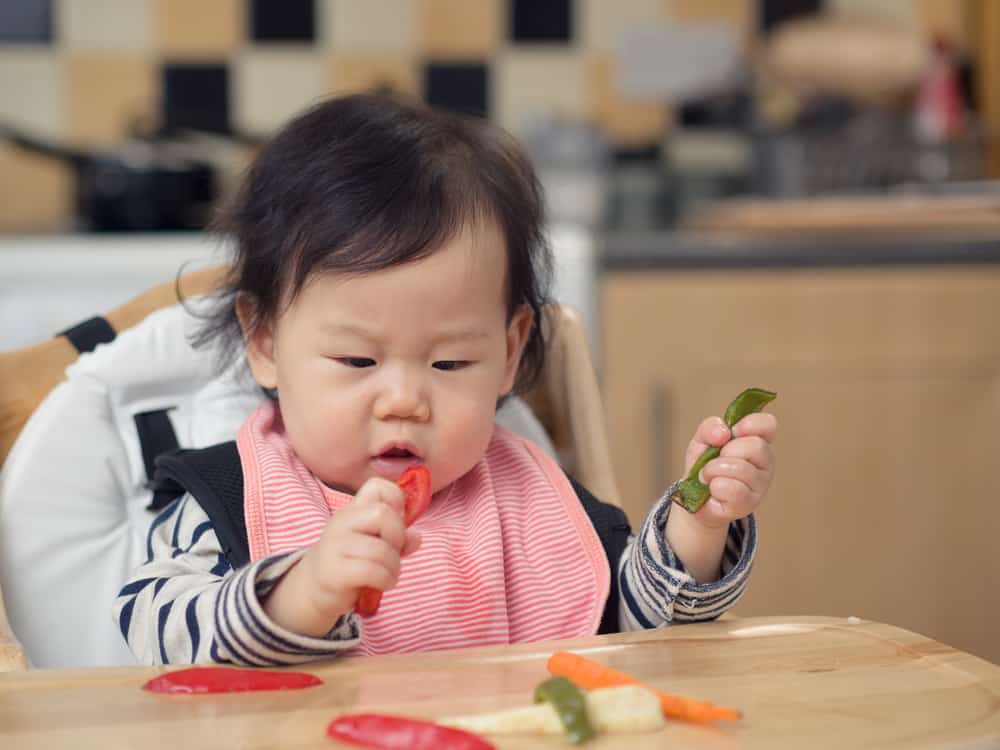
[115,93,776,664]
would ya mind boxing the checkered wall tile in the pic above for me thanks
[0,0,965,231]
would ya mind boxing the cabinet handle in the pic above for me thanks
[649,381,671,496]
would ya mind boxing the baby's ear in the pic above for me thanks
[236,295,278,389]
[502,305,534,394]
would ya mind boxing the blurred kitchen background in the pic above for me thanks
[2,1,1000,663]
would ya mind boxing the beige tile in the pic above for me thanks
[420,0,502,58]
[590,56,670,145]
[828,0,919,23]
[233,51,332,136]
[834,0,973,48]
[331,56,420,97]
[580,0,671,53]
[668,0,754,38]
[0,145,73,232]
[918,0,972,50]
[0,51,65,140]
[156,0,243,57]
[494,49,589,137]
[320,0,417,52]
[65,55,156,145]
[59,0,154,51]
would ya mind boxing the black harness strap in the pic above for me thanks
[568,476,632,635]
[152,442,250,570]
[57,315,116,353]
[133,409,180,495]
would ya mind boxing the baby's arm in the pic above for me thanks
[617,502,754,629]
[615,411,776,629]
[114,494,360,665]
[666,411,776,582]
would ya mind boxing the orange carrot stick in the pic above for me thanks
[547,651,742,724]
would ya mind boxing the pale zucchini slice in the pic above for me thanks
[439,684,665,736]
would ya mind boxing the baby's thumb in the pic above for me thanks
[401,529,422,558]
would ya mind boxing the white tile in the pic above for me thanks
[233,51,332,136]
[493,50,589,137]
[319,0,416,53]
[580,0,670,52]
[0,51,65,140]
[58,0,153,51]
[827,0,919,23]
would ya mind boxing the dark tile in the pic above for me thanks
[759,0,823,33]
[162,64,231,135]
[0,0,53,43]
[424,63,489,117]
[249,0,315,42]
[509,0,571,43]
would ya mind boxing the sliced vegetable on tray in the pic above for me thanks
[533,676,595,744]
[328,713,495,750]
[440,684,663,739]
[548,650,742,723]
[143,666,322,694]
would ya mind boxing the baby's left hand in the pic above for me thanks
[681,412,777,529]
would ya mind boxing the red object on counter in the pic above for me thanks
[143,666,322,694]
[328,714,495,750]
[355,466,432,616]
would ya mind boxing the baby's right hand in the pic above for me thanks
[298,477,422,623]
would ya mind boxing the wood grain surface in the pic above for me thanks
[1,616,998,749]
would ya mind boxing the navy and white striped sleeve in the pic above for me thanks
[617,483,756,630]
[113,493,360,665]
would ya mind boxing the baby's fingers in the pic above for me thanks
[731,412,778,442]
[354,477,406,516]
[401,529,422,558]
[684,417,731,475]
[701,457,765,492]
[720,433,775,473]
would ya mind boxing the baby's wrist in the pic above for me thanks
[663,504,728,583]
[263,554,351,637]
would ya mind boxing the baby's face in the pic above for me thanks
[245,220,531,495]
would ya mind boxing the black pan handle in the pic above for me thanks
[0,122,88,164]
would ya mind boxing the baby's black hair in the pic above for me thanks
[195,92,553,395]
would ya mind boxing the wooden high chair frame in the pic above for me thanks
[0,268,620,670]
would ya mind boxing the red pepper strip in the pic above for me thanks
[355,466,432,616]
[398,465,432,525]
[328,714,494,750]
[143,666,322,694]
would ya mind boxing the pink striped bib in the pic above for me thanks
[236,400,609,656]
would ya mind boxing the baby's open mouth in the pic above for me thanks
[381,447,414,458]
[372,446,423,480]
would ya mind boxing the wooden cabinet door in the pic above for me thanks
[602,266,1000,664]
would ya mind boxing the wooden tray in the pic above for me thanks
[1,616,998,749]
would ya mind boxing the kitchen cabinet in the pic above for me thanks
[602,263,1000,664]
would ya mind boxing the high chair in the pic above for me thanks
[0,269,619,671]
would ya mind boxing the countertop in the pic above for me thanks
[601,230,1000,269]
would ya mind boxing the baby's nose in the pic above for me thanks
[375,370,430,421]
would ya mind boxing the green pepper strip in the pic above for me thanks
[670,387,777,513]
[534,676,595,744]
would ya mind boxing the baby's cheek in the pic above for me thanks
[437,408,495,478]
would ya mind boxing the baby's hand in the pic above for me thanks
[681,411,777,529]
[298,477,422,623]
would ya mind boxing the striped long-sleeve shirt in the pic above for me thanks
[114,486,756,665]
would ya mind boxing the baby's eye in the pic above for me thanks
[433,360,470,371]
[337,357,376,368]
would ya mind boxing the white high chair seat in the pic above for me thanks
[0,301,556,668]
[0,302,259,667]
